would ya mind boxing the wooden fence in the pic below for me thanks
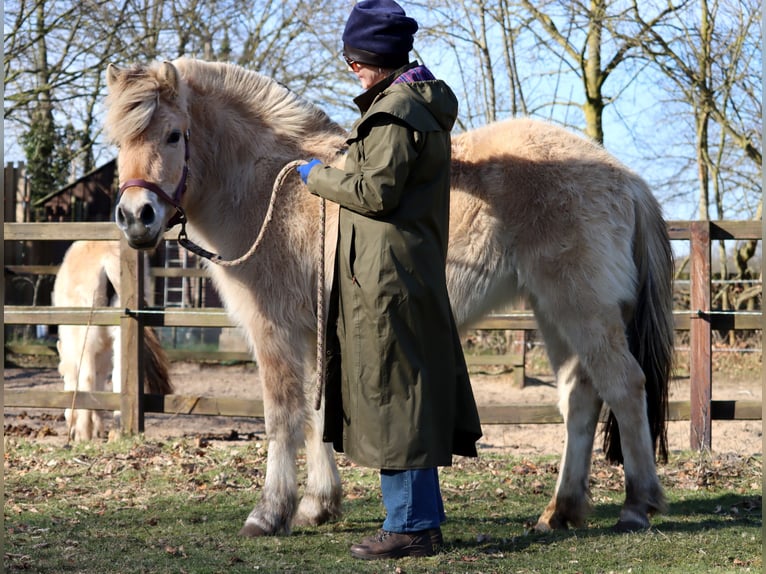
[4,220,762,451]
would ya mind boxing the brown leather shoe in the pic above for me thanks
[350,529,435,559]
[428,527,443,549]
[355,527,443,548]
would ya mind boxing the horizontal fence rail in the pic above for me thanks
[4,308,763,331]
[4,221,762,451]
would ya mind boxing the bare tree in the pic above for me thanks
[633,0,761,212]
[416,0,531,129]
[4,0,357,189]
[516,0,688,145]
[633,0,761,328]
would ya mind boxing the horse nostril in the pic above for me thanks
[139,204,156,225]
[116,206,126,226]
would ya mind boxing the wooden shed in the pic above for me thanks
[34,159,117,224]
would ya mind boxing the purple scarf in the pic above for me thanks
[392,65,436,85]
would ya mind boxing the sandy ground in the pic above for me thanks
[4,360,762,457]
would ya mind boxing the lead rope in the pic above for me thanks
[313,196,326,410]
[175,159,327,411]
[177,159,306,267]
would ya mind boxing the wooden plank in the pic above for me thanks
[119,238,144,434]
[4,222,121,241]
[461,310,754,332]
[478,400,762,425]
[4,306,122,325]
[144,395,265,418]
[4,221,757,246]
[164,349,254,362]
[689,221,712,451]
[469,313,538,330]
[478,404,563,424]
[5,390,121,410]
[666,220,762,241]
[708,312,762,331]
[709,400,762,420]
[710,220,762,240]
[465,353,522,367]
[4,162,16,223]
[5,306,759,332]
[6,391,759,425]
[149,268,209,278]
[7,265,209,279]
[140,308,233,328]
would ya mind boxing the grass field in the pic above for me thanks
[4,436,761,573]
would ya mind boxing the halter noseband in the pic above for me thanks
[118,129,191,229]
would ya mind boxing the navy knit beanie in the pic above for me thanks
[342,0,418,69]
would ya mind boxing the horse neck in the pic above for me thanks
[182,90,308,253]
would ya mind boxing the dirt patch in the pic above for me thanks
[4,356,761,457]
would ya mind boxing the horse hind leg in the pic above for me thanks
[536,359,603,531]
[293,404,342,527]
[595,347,666,531]
[558,305,665,531]
[531,309,602,531]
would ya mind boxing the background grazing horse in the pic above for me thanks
[105,58,674,535]
[53,240,172,441]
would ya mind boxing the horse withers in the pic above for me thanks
[105,58,674,535]
[53,240,172,441]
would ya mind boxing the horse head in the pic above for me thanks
[106,61,190,249]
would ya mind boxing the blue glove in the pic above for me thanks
[297,159,322,184]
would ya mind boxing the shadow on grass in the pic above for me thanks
[378,492,763,556]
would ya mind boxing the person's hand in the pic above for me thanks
[296,159,322,184]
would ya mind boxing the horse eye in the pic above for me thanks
[167,130,182,144]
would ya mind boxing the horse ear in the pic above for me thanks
[106,63,121,88]
[158,61,180,98]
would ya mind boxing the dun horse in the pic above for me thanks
[53,240,172,441]
[106,58,674,535]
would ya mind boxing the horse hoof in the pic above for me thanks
[293,508,335,528]
[533,521,553,533]
[613,506,651,532]
[533,519,568,533]
[612,516,650,533]
[534,508,570,532]
[293,493,342,528]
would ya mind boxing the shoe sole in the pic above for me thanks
[350,546,433,560]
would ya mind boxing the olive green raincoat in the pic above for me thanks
[306,63,482,469]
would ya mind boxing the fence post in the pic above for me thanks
[689,221,712,450]
[119,236,145,434]
[509,300,527,387]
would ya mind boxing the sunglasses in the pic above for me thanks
[343,55,359,68]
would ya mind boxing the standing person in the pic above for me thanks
[297,0,482,560]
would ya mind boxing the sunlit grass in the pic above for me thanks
[5,437,761,573]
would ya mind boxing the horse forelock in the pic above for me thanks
[106,62,192,147]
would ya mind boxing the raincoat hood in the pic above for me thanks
[352,62,458,133]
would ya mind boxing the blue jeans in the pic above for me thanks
[380,468,446,532]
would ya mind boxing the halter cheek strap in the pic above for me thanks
[118,129,191,229]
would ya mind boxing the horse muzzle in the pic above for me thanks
[115,196,166,250]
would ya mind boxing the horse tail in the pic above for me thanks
[101,246,172,396]
[603,180,675,464]
[142,325,173,395]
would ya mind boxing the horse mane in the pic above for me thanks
[105,57,344,148]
